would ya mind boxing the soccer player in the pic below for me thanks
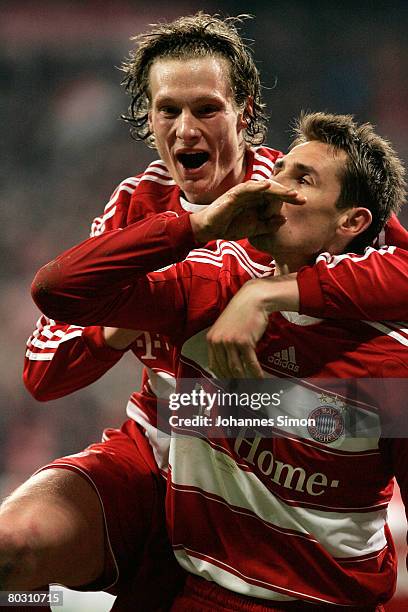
[14,11,407,610]
[33,112,408,610]
[7,14,302,610]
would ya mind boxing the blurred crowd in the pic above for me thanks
[1,1,407,608]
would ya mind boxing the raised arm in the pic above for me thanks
[31,179,304,336]
[32,212,197,333]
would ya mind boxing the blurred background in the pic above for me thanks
[1,0,407,610]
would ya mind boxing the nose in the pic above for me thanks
[175,110,200,143]
[273,172,291,189]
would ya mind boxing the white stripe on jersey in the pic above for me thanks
[26,315,85,359]
[99,178,140,214]
[139,174,176,186]
[25,350,54,361]
[226,240,273,273]
[31,325,54,341]
[383,322,408,335]
[28,329,84,350]
[143,165,171,177]
[317,246,396,269]
[147,159,171,174]
[91,177,140,237]
[186,256,222,268]
[53,327,83,338]
[253,149,278,172]
[126,399,170,472]
[170,434,388,557]
[251,173,273,181]
[186,240,273,279]
[174,549,297,603]
[363,321,408,347]
[253,164,273,175]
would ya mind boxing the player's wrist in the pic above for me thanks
[249,274,300,315]
[102,327,140,350]
[189,211,213,243]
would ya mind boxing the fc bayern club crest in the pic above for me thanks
[307,405,344,443]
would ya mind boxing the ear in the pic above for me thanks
[337,207,372,240]
[237,96,253,132]
[148,110,153,134]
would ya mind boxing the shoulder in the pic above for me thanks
[248,146,283,180]
[128,159,185,220]
[90,175,141,235]
[183,240,274,288]
[135,158,176,187]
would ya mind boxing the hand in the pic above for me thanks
[190,179,306,243]
[103,327,143,350]
[207,280,268,379]
[207,274,299,379]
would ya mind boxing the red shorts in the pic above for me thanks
[38,418,184,611]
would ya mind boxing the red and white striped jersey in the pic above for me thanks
[32,210,408,607]
[24,147,280,468]
[172,317,408,607]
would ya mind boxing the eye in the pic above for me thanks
[159,106,179,117]
[298,175,311,185]
[197,105,219,117]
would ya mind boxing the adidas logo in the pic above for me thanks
[268,346,299,373]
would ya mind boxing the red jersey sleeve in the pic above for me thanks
[24,177,142,400]
[298,246,408,320]
[297,214,408,321]
[32,212,197,335]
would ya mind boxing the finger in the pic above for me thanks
[241,347,264,379]
[209,343,231,380]
[229,180,273,202]
[264,179,298,196]
[225,344,246,379]
[216,184,267,213]
[263,190,306,205]
[239,179,272,192]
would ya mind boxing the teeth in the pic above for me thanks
[178,152,209,169]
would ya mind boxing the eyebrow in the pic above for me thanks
[274,159,320,182]
[154,94,225,105]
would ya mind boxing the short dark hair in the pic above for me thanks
[121,12,267,147]
[291,111,406,251]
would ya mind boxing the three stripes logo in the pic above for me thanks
[268,346,299,373]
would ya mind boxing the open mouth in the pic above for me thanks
[177,152,209,169]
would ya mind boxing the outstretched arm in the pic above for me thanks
[32,212,196,332]
[32,180,305,332]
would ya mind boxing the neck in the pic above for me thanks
[273,253,314,276]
